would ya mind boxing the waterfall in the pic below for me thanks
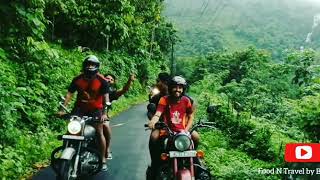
[305,13,320,43]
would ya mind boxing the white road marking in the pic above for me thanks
[111,123,125,127]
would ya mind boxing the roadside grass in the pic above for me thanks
[200,130,281,180]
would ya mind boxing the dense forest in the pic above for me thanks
[179,48,320,179]
[0,0,174,178]
[165,0,320,179]
[164,0,320,58]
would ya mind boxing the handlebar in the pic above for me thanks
[144,120,216,134]
[57,113,101,123]
[144,122,174,134]
[58,100,101,123]
[59,102,70,113]
[72,115,101,123]
[144,122,168,129]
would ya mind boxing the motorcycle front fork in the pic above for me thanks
[173,158,195,178]
[71,141,82,178]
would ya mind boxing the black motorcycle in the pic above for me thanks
[51,103,104,180]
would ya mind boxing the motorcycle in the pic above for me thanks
[145,120,215,180]
[51,103,106,180]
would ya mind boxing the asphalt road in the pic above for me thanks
[32,103,150,180]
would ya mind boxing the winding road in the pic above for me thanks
[32,103,150,180]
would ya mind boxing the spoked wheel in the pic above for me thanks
[51,146,64,174]
[51,146,76,180]
[58,159,75,180]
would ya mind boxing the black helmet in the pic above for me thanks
[169,76,187,92]
[82,55,100,76]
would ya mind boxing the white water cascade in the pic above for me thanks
[305,13,320,43]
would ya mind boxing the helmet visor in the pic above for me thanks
[85,63,98,71]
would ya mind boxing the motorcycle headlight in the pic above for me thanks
[174,135,191,151]
[67,121,82,135]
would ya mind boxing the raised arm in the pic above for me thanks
[116,74,135,98]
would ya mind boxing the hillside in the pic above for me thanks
[164,1,320,179]
[164,0,320,58]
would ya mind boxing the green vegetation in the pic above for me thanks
[0,0,173,178]
[1,0,320,179]
[184,48,320,179]
[164,0,320,58]
[164,1,320,178]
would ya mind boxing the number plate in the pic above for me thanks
[169,150,197,158]
[62,135,84,140]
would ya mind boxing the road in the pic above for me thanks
[32,103,150,180]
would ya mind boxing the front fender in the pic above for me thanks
[177,169,193,180]
[60,147,76,160]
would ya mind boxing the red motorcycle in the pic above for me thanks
[145,121,214,180]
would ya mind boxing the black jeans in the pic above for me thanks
[71,108,103,120]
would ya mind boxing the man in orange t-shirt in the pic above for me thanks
[148,76,200,176]
[155,95,193,132]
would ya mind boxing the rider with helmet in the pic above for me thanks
[147,75,200,176]
[58,55,110,171]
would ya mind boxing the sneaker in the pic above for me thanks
[101,163,108,171]
[107,152,113,160]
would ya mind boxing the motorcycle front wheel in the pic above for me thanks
[51,146,76,180]
[57,159,75,180]
[51,146,64,174]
